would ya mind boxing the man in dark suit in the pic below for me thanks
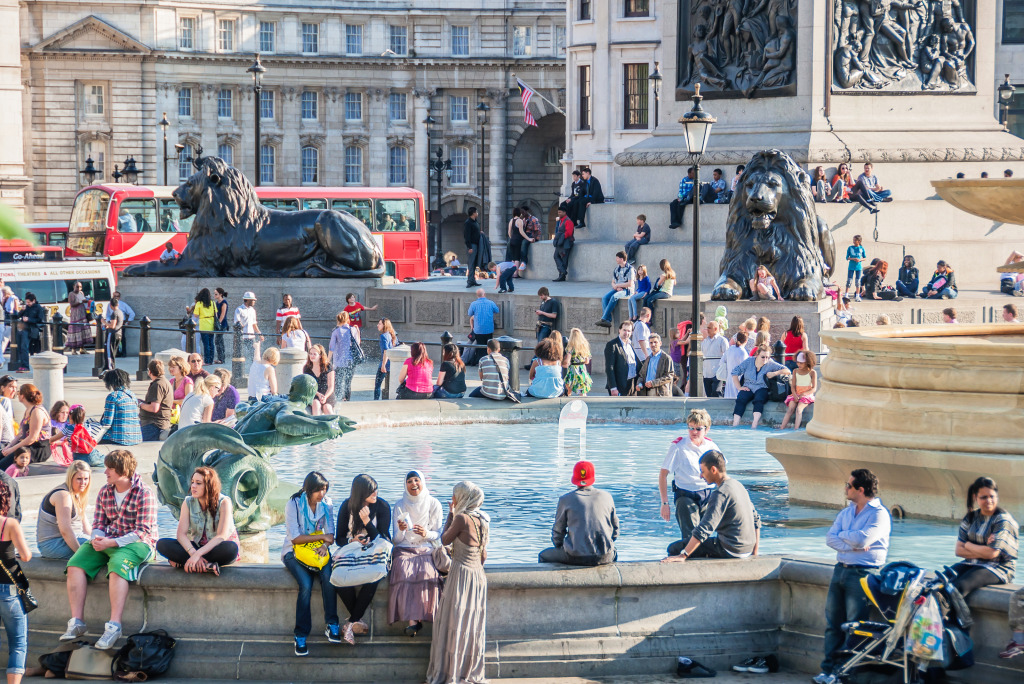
[464,207,482,287]
[580,167,604,228]
[604,320,638,396]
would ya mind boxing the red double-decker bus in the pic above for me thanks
[66,184,428,280]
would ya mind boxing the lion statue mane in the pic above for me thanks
[711,149,835,301]
[123,156,384,278]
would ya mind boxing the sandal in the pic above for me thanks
[207,562,220,577]
[404,622,422,637]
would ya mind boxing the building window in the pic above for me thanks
[624,0,650,18]
[346,24,363,54]
[1006,88,1024,139]
[260,90,274,120]
[301,147,319,184]
[301,91,318,121]
[82,140,106,181]
[178,144,194,182]
[389,25,408,55]
[344,92,362,121]
[217,143,233,166]
[217,89,232,119]
[302,23,319,54]
[512,26,532,57]
[452,26,470,56]
[579,0,592,21]
[260,145,275,184]
[259,21,276,52]
[388,146,408,184]
[1004,2,1024,44]
[623,63,649,129]
[84,84,105,116]
[179,17,195,49]
[344,146,363,184]
[578,65,591,130]
[450,95,469,122]
[450,146,469,185]
[218,19,235,51]
[178,88,192,118]
[389,92,407,121]
[546,145,563,165]
[555,26,566,54]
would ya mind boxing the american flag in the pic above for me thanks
[516,78,538,127]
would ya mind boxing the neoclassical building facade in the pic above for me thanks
[18,0,566,253]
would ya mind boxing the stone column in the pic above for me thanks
[0,0,29,215]
[367,88,389,186]
[277,347,307,390]
[385,344,411,399]
[413,90,431,198]
[31,352,68,405]
[487,93,508,248]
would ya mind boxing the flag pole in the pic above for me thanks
[512,73,566,115]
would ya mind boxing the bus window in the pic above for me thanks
[302,199,328,210]
[49,233,68,247]
[68,189,110,256]
[332,199,374,229]
[92,278,112,302]
[261,199,299,211]
[377,199,418,232]
[8,280,58,304]
[159,200,194,233]
[120,199,158,233]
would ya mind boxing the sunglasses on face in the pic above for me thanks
[688,426,706,432]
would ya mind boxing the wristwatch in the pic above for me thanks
[661,501,669,506]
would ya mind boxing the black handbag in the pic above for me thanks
[768,375,790,403]
[113,630,176,681]
[0,558,38,613]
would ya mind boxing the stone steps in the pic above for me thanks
[524,240,726,284]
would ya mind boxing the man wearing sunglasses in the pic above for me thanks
[658,409,723,556]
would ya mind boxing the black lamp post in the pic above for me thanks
[679,84,716,397]
[122,156,141,185]
[247,53,267,186]
[427,133,453,270]
[158,112,178,185]
[476,101,490,236]
[111,165,123,183]
[79,157,99,185]
[649,61,662,129]
[998,74,1015,132]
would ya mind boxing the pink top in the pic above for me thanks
[403,358,434,394]
[5,464,28,478]
[172,375,193,402]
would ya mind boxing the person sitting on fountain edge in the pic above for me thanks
[538,460,619,566]
[659,409,721,555]
[662,450,759,561]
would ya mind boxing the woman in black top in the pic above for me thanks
[432,344,467,399]
[504,208,526,262]
[303,345,335,416]
[335,474,391,645]
[861,260,897,300]
[896,255,919,298]
[214,288,230,364]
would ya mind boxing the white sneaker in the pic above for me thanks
[94,621,122,650]
[813,673,837,684]
[855,295,862,302]
[59,617,87,641]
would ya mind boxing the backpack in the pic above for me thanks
[112,630,176,681]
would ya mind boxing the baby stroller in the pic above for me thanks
[833,562,974,684]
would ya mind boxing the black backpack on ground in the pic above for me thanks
[113,630,176,681]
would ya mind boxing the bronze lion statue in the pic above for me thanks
[123,157,384,278]
[711,149,835,301]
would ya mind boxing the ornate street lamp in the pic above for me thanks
[476,101,490,235]
[679,84,716,397]
[122,156,142,185]
[111,165,123,183]
[79,157,99,185]
[426,122,453,270]
[247,53,267,186]
[998,74,1016,132]
[648,61,662,129]
[158,112,178,185]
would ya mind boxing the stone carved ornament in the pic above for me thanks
[680,0,797,98]
[614,145,1024,166]
[832,0,975,92]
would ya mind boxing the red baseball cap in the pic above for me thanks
[572,460,596,487]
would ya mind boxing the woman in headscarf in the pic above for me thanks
[389,470,443,636]
[425,481,489,684]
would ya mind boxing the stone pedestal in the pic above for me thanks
[277,348,307,390]
[155,348,187,369]
[385,344,411,399]
[703,299,835,354]
[238,531,268,564]
[31,352,67,404]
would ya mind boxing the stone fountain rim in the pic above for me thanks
[821,323,1024,357]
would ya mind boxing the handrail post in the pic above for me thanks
[772,340,786,365]
[185,319,196,355]
[40,310,52,353]
[92,316,104,377]
[137,316,152,380]
[6,311,15,370]
[51,312,66,355]
[440,330,453,347]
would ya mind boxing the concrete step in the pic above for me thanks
[524,240,726,284]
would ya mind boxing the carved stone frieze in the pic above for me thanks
[615,145,1024,166]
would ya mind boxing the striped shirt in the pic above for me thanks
[479,353,510,399]
[957,509,1019,583]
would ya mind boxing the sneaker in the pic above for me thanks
[94,621,122,650]
[999,640,1024,658]
[352,620,369,635]
[748,657,772,674]
[941,293,951,299]
[325,623,341,644]
[342,621,355,645]
[813,673,837,684]
[595,319,611,328]
[59,617,87,641]
[294,636,308,656]
[733,657,758,672]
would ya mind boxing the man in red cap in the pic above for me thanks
[538,460,619,566]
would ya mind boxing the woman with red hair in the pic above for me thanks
[156,466,239,575]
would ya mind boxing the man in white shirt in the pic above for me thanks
[275,294,300,344]
[630,307,652,361]
[658,409,721,555]
[234,291,263,367]
[700,320,729,397]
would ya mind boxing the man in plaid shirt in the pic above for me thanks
[63,450,157,650]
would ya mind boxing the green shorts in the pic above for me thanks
[66,541,154,582]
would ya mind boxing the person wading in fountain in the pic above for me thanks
[659,409,721,556]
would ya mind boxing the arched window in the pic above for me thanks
[178,143,194,182]
[344,146,363,184]
[450,146,469,185]
[301,146,319,184]
[260,144,275,184]
[388,146,408,185]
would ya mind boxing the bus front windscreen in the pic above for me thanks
[67,189,110,256]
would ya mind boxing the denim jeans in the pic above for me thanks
[922,285,957,299]
[845,269,862,290]
[200,332,215,364]
[73,449,105,466]
[0,586,27,674]
[16,328,29,370]
[601,290,625,322]
[733,387,770,417]
[283,552,338,638]
[536,324,552,342]
[373,368,388,400]
[895,279,919,296]
[432,386,464,399]
[821,564,877,673]
[38,534,90,560]
[140,423,169,442]
[215,325,227,361]
[627,292,648,319]
[499,268,516,291]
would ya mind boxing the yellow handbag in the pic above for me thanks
[293,530,329,570]
[169,405,180,426]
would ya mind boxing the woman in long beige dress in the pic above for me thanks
[426,481,489,684]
